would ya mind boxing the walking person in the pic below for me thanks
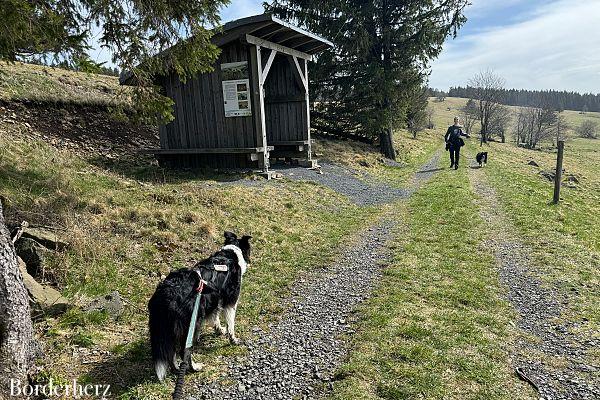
[445,116,468,169]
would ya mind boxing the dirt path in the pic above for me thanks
[469,166,599,400]
[191,152,442,400]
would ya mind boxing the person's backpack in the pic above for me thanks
[449,127,465,147]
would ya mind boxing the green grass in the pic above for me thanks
[327,160,534,400]
[481,138,600,339]
[0,133,383,396]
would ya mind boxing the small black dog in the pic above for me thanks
[476,152,488,167]
[148,231,251,381]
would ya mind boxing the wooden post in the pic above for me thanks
[250,45,269,174]
[553,140,564,204]
[303,58,312,161]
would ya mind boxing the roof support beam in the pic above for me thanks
[260,49,277,85]
[245,34,313,61]
[291,55,308,92]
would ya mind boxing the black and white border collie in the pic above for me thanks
[148,231,252,381]
[476,151,488,167]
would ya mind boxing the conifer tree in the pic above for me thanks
[0,0,229,121]
[267,0,468,159]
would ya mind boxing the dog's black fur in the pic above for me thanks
[476,151,488,167]
[148,231,251,381]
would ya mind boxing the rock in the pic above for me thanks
[358,159,370,167]
[22,227,69,250]
[84,291,124,317]
[539,170,555,181]
[565,174,579,184]
[14,237,53,276]
[18,257,69,316]
[379,158,402,168]
[527,160,540,167]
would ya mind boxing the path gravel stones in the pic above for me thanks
[469,167,600,400]
[271,162,408,206]
[195,220,394,400]
[190,153,442,400]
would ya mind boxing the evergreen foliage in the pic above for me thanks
[0,0,229,122]
[267,0,469,158]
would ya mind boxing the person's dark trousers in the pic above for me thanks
[449,146,460,169]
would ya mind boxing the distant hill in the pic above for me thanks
[448,86,600,113]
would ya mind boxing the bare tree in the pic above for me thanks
[0,200,37,397]
[426,105,435,129]
[461,98,478,136]
[468,70,506,145]
[514,106,557,148]
[576,120,598,139]
[488,105,512,143]
[408,110,428,139]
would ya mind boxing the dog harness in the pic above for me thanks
[174,244,247,400]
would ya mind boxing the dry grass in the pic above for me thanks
[0,129,382,397]
[430,96,600,140]
[0,61,127,107]
[314,128,442,187]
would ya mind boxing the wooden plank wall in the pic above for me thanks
[264,54,308,143]
[160,41,258,151]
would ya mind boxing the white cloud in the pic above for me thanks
[429,0,600,93]
[221,0,264,22]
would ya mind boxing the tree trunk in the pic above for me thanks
[0,201,37,397]
[379,127,396,160]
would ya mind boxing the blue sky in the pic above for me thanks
[91,0,600,94]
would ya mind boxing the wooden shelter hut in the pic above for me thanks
[121,14,333,176]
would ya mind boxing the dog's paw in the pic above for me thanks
[229,335,241,345]
[190,360,204,372]
[214,325,227,336]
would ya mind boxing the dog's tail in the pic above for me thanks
[148,296,175,382]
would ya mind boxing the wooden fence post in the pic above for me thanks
[553,140,564,204]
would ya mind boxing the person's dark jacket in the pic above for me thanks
[445,125,466,149]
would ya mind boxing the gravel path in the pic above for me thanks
[190,153,442,400]
[194,220,394,400]
[270,162,409,206]
[469,166,600,400]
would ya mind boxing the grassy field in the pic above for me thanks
[433,96,600,139]
[328,142,534,400]
[430,98,600,333]
[2,61,599,399]
[481,138,600,337]
[0,63,444,398]
[0,61,126,107]
[314,128,442,187]
[0,132,383,397]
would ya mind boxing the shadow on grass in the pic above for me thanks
[86,154,260,185]
[417,167,445,174]
[84,334,236,397]
[85,339,156,397]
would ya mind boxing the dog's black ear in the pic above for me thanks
[224,231,237,244]
[239,235,252,249]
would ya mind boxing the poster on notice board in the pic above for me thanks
[221,61,252,117]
